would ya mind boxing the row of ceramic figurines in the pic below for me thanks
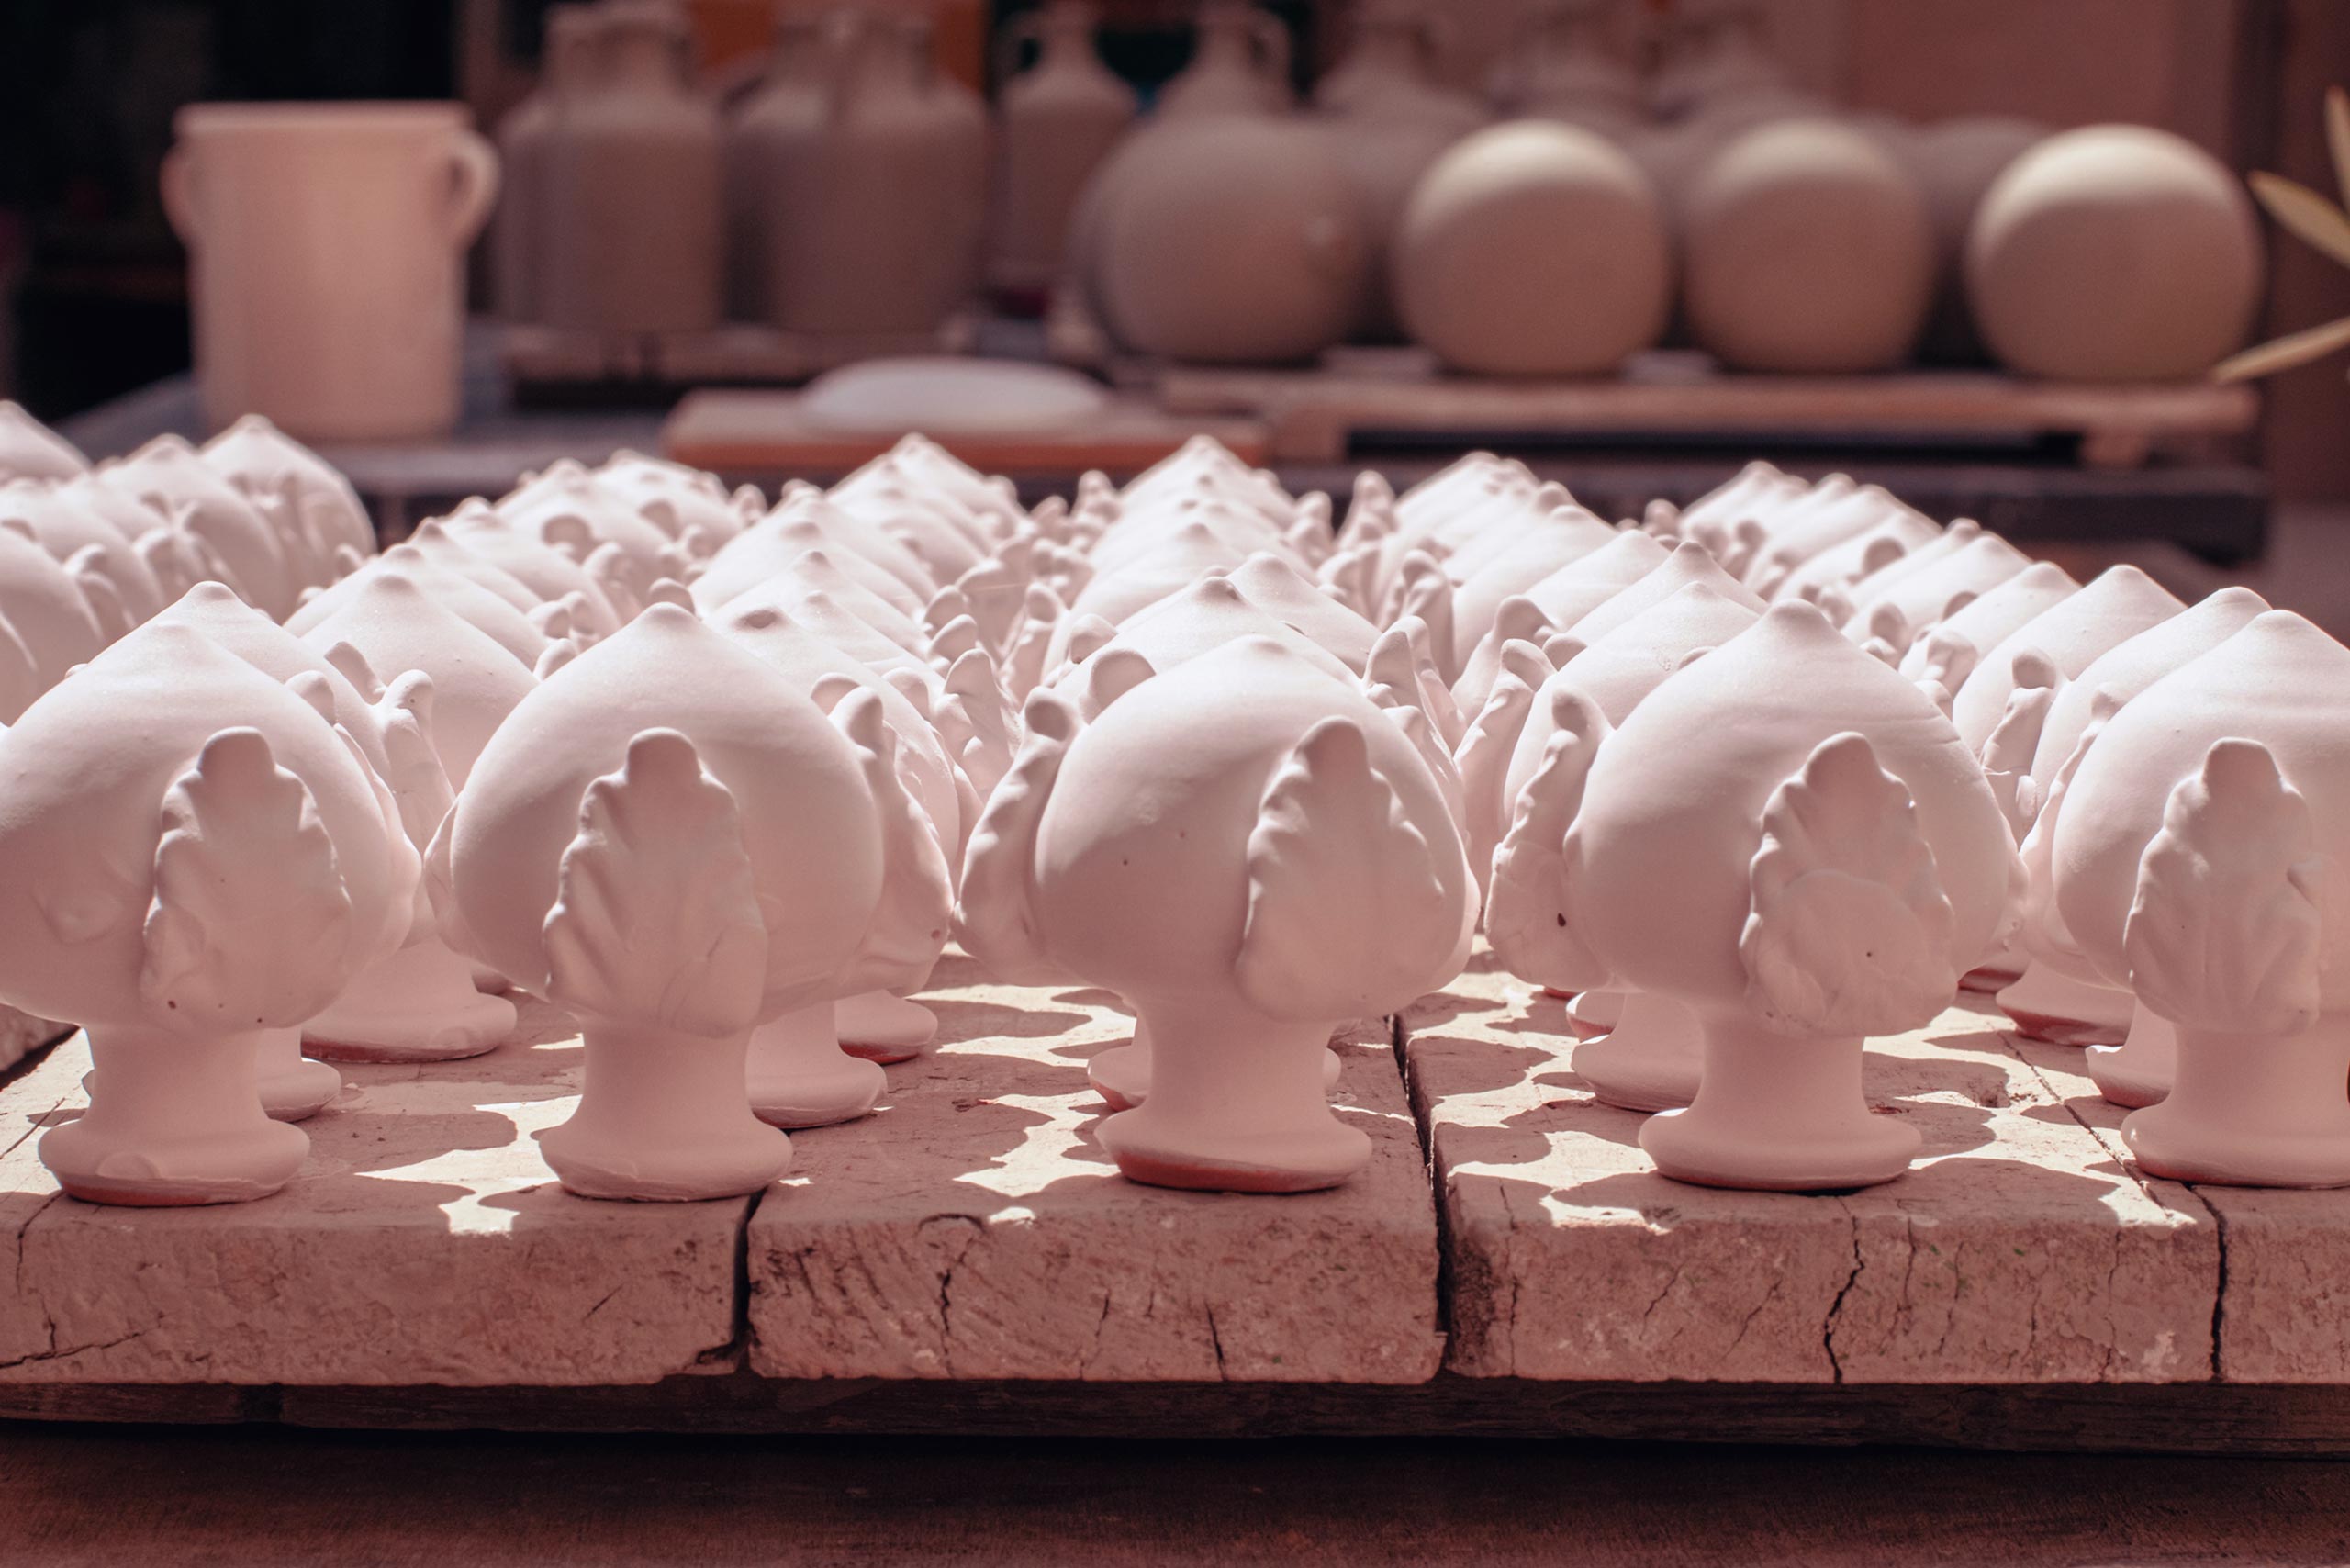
[487,0,1803,342]
[0,409,2336,1207]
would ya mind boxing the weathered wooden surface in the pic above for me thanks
[661,388,1270,478]
[745,953,1443,1383]
[1158,358,2261,465]
[1404,950,2216,1384]
[0,1002,746,1387]
[2014,1036,2350,1385]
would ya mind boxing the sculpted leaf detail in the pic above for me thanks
[829,690,953,998]
[541,729,768,1037]
[1484,688,1609,991]
[1740,732,1957,1036]
[935,647,1015,797]
[952,689,1080,984]
[1235,718,1469,1020]
[2126,739,2323,1036]
[140,727,354,1028]
[1451,639,1548,902]
[1980,648,2060,839]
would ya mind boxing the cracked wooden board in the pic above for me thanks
[1404,949,2216,1384]
[0,1002,745,1387]
[2012,1036,2350,1385]
[744,952,1445,1383]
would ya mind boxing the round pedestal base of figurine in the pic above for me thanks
[301,940,517,1064]
[2119,1018,2350,1188]
[45,1026,310,1207]
[542,1025,792,1201]
[835,990,939,1064]
[1100,1108,1371,1193]
[1996,966,2132,1048]
[1639,1019,1919,1192]
[1562,989,1621,1041]
[255,1028,342,1122]
[1089,1038,1343,1113]
[1572,991,1703,1112]
[747,1002,886,1129]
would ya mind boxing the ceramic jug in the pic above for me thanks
[1494,0,1640,133]
[768,12,990,337]
[494,5,602,323]
[164,102,497,441]
[540,0,723,335]
[724,11,840,322]
[990,2,1137,300]
[1157,0,1292,119]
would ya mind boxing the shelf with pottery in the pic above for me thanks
[1150,355,2262,467]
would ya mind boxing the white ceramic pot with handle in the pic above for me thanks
[164,101,498,442]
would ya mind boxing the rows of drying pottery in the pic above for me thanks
[0,401,2339,1209]
[493,0,2262,384]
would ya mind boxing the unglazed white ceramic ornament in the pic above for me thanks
[1769,508,1940,610]
[1948,566,2183,755]
[1467,581,1764,1110]
[689,495,934,617]
[1489,602,2016,1191]
[712,596,962,1104]
[1841,532,2031,656]
[1742,486,1932,601]
[0,524,111,715]
[1894,560,2077,686]
[2044,613,2350,1187]
[1395,122,1671,376]
[437,606,944,1201]
[286,547,549,668]
[0,401,87,482]
[1682,118,1934,373]
[1449,529,1670,716]
[1967,125,2262,381]
[108,435,299,620]
[1998,587,2271,1054]
[958,636,1473,1191]
[202,415,377,566]
[0,620,412,1204]
[297,572,537,786]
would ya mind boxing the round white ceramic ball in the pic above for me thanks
[1964,124,2262,381]
[1393,121,1673,375]
[1680,117,1935,373]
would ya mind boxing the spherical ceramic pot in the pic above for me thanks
[957,636,1473,1191]
[0,620,411,1204]
[1967,125,2262,381]
[440,606,943,1201]
[1682,118,1933,373]
[1890,116,2045,364]
[1395,122,1672,376]
[2045,612,2350,1186]
[1087,118,1369,365]
[1488,601,2015,1190]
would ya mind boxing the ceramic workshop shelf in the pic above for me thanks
[6,945,2350,1450]
[1154,357,2260,467]
[659,387,1270,479]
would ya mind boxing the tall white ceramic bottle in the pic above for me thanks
[990,1,1137,302]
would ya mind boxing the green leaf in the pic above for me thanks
[2212,314,2350,382]
[2250,172,2350,272]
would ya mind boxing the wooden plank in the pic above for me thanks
[744,953,1443,1384]
[1158,363,2262,464]
[661,387,1270,477]
[1404,948,2217,1384]
[0,1002,747,1388]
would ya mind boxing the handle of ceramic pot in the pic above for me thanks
[1248,12,1292,81]
[443,129,501,245]
[160,147,198,244]
[993,11,1043,87]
